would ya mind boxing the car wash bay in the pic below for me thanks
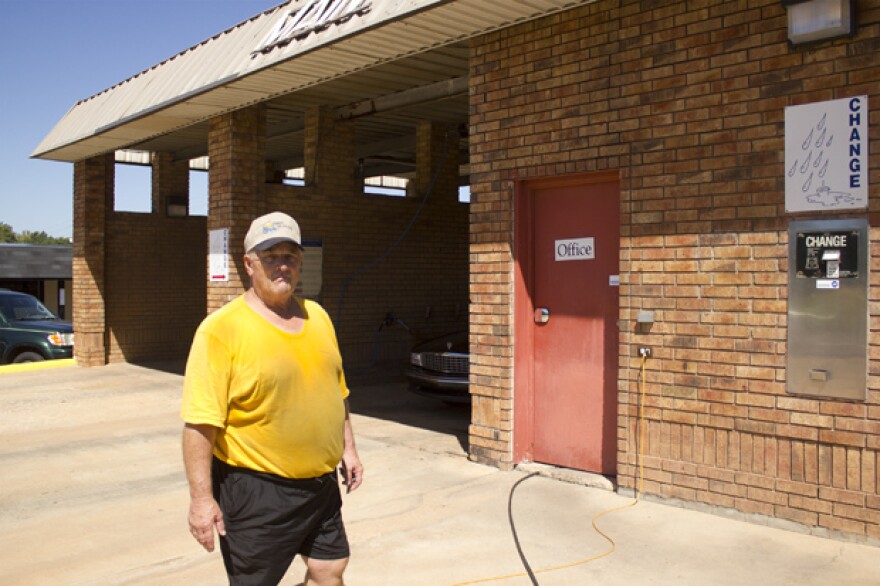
[31,0,880,543]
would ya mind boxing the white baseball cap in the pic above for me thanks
[244,212,302,253]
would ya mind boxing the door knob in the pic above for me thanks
[534,307,550,324]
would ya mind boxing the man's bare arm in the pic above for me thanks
[182,423,226,551]
[340,399,364,493]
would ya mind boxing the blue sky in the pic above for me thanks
[1,0,281,238]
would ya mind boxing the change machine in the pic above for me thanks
[787,218,868,400]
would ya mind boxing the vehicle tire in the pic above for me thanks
[12,352,45,363]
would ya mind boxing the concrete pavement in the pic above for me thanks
[0,362,878,585]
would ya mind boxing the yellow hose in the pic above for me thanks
[452,354,649,585]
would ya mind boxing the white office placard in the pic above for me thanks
[555,237,594,261]
[785,96,868,212]
[209,228,229,282]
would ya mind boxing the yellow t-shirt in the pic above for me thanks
[181,295,349,479]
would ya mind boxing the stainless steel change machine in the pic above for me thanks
[787,218,868,401]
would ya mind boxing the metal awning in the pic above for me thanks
[32,0,592,175]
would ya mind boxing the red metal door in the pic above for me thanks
[517,173,619,475]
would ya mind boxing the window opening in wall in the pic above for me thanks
[189,169,208,216]
[364,175,407,197]
[458,185,471,204]
[283,168,306,187]
[114,163,151,213]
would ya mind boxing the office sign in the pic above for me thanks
[555,237,594,261]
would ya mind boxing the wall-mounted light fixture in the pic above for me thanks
[783,0,855,45]
[166,195,188,218]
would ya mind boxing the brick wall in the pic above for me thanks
[267,114,468,371]
[469,0,880,540]
[104,214,207,363]
[69,147,204,364]
[73,153,208,365]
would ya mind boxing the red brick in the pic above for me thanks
[468,1,880,542]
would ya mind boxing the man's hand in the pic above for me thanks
[340,450,364,493]
[188,496,226,552]
[341,399,363,493]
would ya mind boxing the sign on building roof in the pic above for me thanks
[255,0,372,54]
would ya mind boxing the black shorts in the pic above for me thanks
[212,458,350,585]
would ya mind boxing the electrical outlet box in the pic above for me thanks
[636,311,654,323]
[638,347,652,358]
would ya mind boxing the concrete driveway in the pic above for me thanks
[1,362,878,585]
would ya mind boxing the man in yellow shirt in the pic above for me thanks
[182,211,363,586]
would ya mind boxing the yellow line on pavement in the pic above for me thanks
[0,358,77,374]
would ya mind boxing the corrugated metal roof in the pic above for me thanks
[32,0,593,163]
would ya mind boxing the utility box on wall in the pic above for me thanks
[787,218,869,401]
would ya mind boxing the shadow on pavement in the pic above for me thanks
[131,360,471,454]
[133,360,187,376]
[348,371,470,453]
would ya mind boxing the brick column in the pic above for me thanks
[151,152,189,216]
[72,153,114,366]
[206,105,267,312]
[413,121,459,201]
[303,106,356,195]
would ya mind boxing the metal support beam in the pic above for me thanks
[335,76,468,120]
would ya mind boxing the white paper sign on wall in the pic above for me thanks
[209,228,229,282]
[785,96,868,213]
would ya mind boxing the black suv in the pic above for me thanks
[0,289,74,364]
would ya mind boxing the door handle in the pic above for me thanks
[534,307,550,324]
